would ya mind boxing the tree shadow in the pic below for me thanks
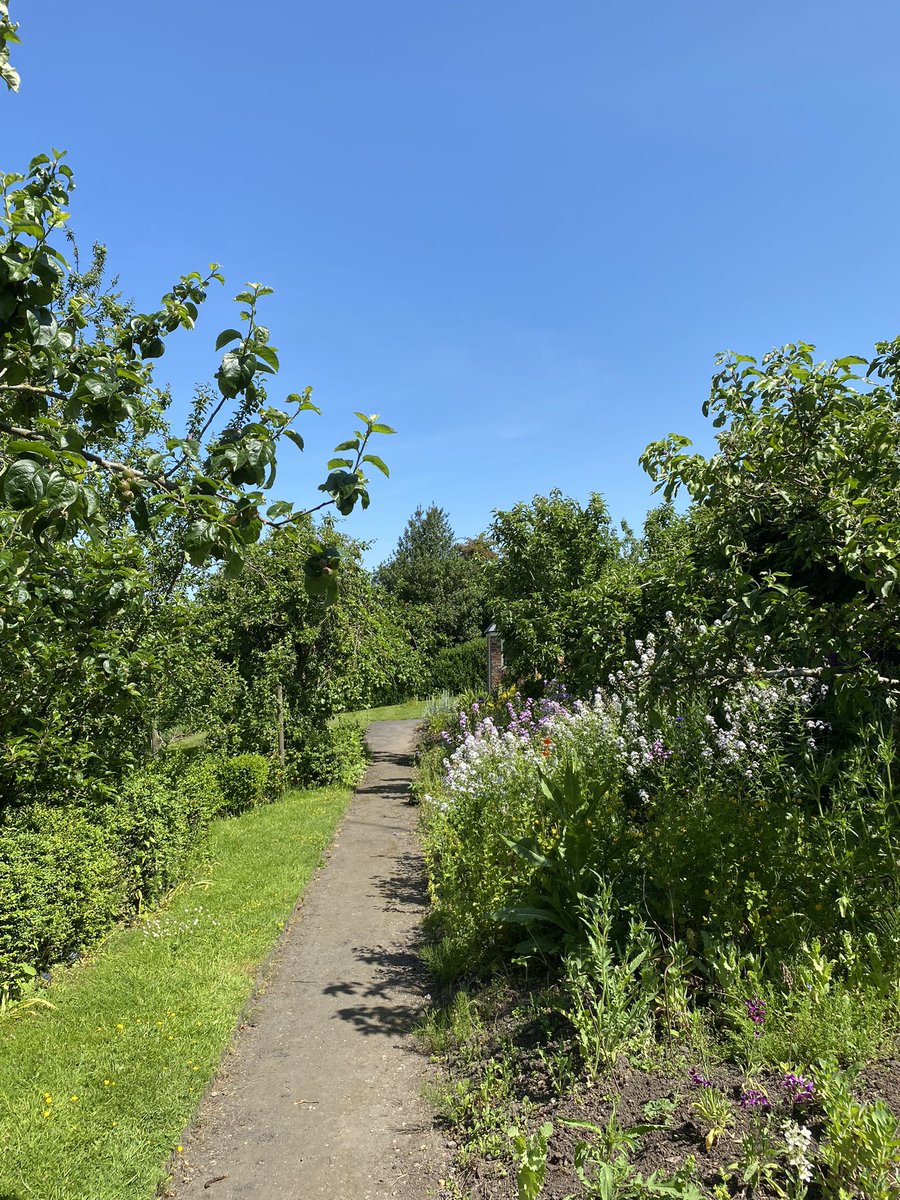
[327,723,430,1037]
[325,937,430,1038]
[354,741,417,801]
[372,850,429,912]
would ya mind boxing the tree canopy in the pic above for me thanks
[376,503,489,647]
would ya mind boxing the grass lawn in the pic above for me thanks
[0,783,352,1200]
[334,698,429,729]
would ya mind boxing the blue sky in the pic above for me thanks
[5,1,900,564]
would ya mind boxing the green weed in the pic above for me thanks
[509,1121,553,1200]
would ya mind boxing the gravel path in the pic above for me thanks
[170,720,444,1200]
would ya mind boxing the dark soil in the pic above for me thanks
[428,977,900,1200]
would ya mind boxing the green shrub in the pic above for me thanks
[287,719,367,788]
[428,639,486,695]
[102,769,209,908]
[173,756,226,820]
[215,754,269,815]
[262,755,287,803]
[0,750,278,995]
[0,807,124,980]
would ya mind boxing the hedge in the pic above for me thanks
[0,751,273,994]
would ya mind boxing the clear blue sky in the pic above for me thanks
[5,2,900,564]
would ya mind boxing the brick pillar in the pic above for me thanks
[487,631,504,692]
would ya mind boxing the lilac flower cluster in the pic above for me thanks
[650,737,672,762]
[740,1088,770,1110]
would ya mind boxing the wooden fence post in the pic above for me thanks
[276,682,286,767]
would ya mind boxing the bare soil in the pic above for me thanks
[430,979,900,1200]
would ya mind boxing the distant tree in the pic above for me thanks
[375,504,489,647]
[488,490,637,689]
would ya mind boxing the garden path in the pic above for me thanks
[170,719,444,1200]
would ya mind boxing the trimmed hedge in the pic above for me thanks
[428,638,486,695]
[0,807,124,982]
[287,719,367,789]
[215,754,269,815]
[0,751,274,993]
[100,770,209,908]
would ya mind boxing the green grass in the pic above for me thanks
[334,698,429,729]
[0,784,352,1200]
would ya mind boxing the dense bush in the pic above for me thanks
[0,749,283,992]
[428,638,486,695]
[424,637,900,963]
[423,340,900,1107]
[168,755,226,821]
[0,808,124,982]
[214,754,269,815]
[101,770,209,909]
[286,719,368,789]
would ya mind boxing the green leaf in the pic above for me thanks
[283,429,304,452]
[369,423,396,435]
[44,474,79,508]
[492,905,561,926]
[25,307,58,347]
[215,328,242,350]
[500,834,552,869]
[216,349,253,398]
[318,469,358,496]
[363,454,389,477]
[254,344,280,372]
[6,439,58,462]
[130,495,151,534]
[287,392,321,414]
[3,459,45,508]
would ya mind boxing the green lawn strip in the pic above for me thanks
[334,699,428,729]
[0,784,351,1200]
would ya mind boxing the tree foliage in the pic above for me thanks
[0,152,391,585]
[488,490,636,689]
[0,2,18,93]
[376,503,489,648]
[190,527,426,760]
[641,340,900,703]
[0,29,393,802]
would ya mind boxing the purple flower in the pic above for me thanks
[689,1067,713,1088]
[745,997,766,1033]
[781,1072,815,1105]
[740,1088,770,1110]
[650,737,673,761]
